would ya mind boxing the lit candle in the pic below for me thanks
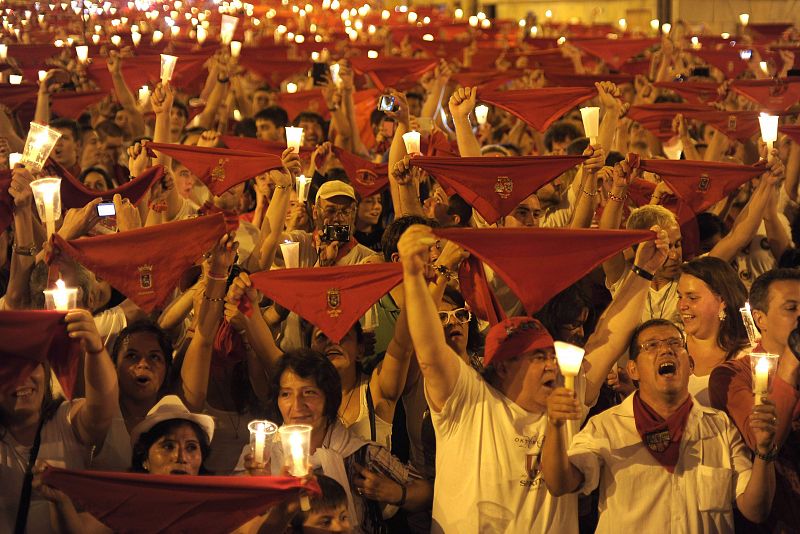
[22,123,62,172]
[196,25,207,44]
[44,279,77,311]
[330,63,341,86]
[754,356,769,404]
[739,13,750,27]
[468,16,478,28]
[0,44,7,60]
[402,131,421,155]
[38,70,47,82]
[759,113,778,159]
[131,32,141,46]
[296,174,311,203]
[661,23,671,35]
[474,104,489,125]
[618,18,627,31]
[545,9,552,19]
[740,302,762,346]
[367,50,378,59]
[248,419,276,464]
[286,81,298,93]
[29,176,62,237]
[138,85,150,105]
[254,422,266,461]
[160,54,178,84]
[110,35,122,47]
[554,341,585,391]
[230,40,242,57]
[152,30,163,44]
[8,74,22,85]
[580,107,600,146]
[454,8,463,20]
[220,14,238,45]
[289,432,305,475]
[759,61,769,75]
[280,240,300,268]
[76,45,88,63]
[91,34,100,45]
[279,424,311,477]
[650,19,660,32]
[9,152,22,167]
[285,126,303,153]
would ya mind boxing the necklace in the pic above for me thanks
[338,377,360,425]
[647,280,675,320]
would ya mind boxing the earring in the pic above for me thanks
[143,461,149,472]
[718,309,727,321]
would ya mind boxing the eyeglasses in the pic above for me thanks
[438,308,472,325]
[639,337,685,354]
[322,206,354,219]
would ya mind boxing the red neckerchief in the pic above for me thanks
[632,391,694,473]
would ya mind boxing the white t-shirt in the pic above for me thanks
[568,394,752,534]
[428,359,583,534]
[89,402,131,472]
[609,268,681,324]
[0,400,89,533]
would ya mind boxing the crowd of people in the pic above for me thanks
[1,1,800,533]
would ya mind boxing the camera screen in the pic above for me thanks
[378,95,395,112]
[97,202,116,217]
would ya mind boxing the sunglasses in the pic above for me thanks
[438,308,472,325]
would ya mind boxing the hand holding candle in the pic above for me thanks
[402,131,421,155]
[750,352,779,404]
[554,341,585,391]
[22,122,62,172]
[278,424,312,477]
[160,54,178,85]
[44,279,77,311]
[285,127,303,153]
[248,419,277,465]
[29,176,62,237]
[580,107,599,146]
[759,113,778,160]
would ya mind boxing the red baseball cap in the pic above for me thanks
[484,317,554,367]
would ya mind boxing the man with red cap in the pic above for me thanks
[399,223,669,533]
[541,318,778,533]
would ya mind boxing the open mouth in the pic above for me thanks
[14,387,34,398]
[170,469,189,475]
[134,376,152,386]
[542,379,557,388]
[658,362,677,376]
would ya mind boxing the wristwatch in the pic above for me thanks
[12,244,38,256]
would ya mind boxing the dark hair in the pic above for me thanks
[95,120,125,140]
[605,151,625,167]
[172,100,189,121]
[534,283,593,345]
[78,166,114,190]
[290,474,349,531]
[565,136,590,156]
[679,256,749,358]
[628,319,684,361]
[111,320,174,369]
[179,126,206,145]
[369,109,387,128]
[498,143,522,156]
[697,212,726,242]
[381,215,439,262]
[255,106,289,129]
[447,194,472,227]
[294,111,327,137]
[749,268,800,314]
[442,286,483,353]
[130,419,212,474]
[49,117,80,141]
[233,118,257,138]
[268,350,342,428]
[544,121,581,152]
[405,91,424,102]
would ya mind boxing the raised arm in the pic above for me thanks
[448,86,482,157]
[107,53,145,138]
[569,145,604,229]
[180,233,238,412]
[4,167,38,309]
[399,224,461,412]
[66,309,119,447]
[390,155,425,217]
[599,155,634,283]
[582,226,668,406]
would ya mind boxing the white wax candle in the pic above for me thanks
[740,302,762,346]
[280,241,300,268]
[402,131,421,155]
[138,86,150,105]
[160,54,177,84]
[254,422,266,462]
[132,32,141,46]
[289,432,306,476]
[285,126,303,152]
[580,107,600,145]
[230,40,242,57]
[296,174,311,203]
[474,104,489,125]
[152,30,163,44]
[0,44,7,60]
[8,74,22,85]
[754,356,769,404]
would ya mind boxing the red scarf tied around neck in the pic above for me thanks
[632,392,694,473]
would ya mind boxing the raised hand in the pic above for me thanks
[448,86,478,121]
[398,224,436,277]
[546,387,582,428]
[634,225,669,275]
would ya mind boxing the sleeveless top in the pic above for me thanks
[346,376,393,449]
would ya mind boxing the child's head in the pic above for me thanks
[292,474,351,533]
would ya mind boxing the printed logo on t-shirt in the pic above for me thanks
[515,433,544,489]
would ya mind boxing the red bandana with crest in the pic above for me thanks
[632,392,694,473]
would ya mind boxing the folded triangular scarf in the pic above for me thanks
[349,57,438,90]
[50,214,228,313]
[653,81,721,105]
[673,109,761,142]
[57,164,165,210]
[146,142,282,196]
[50,91,107,119]
[435,227,652,314]
[544,70,635,87]
[277,89,330,121]
[628,103,711,140]
[779,125,800,145]
[331,147,389,199]
[638,159,766,215]
[0,84,38,110]
[573,38,659,70]
[450,69,524,90]
[0,170,12,232]
[690,49,749,78]
[220,135,314,157]
[249,263,404,343]
[87,55,208,92]
[748,22,795,42]
[0,310,81,399]
[411,155,587,224]
[478,87,597,132]
[458,256,506,325]
[730,79,800,112]
[41,467,317,534]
